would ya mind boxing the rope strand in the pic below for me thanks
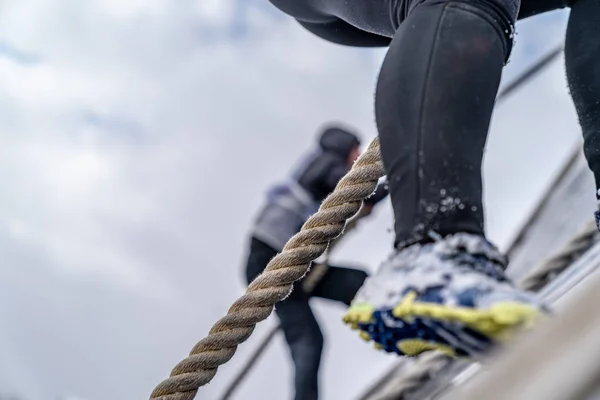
[150,138,384,399]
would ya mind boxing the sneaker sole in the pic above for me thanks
[343,291,543,357]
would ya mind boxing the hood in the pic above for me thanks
[318,125,361,159]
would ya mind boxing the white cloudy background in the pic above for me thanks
[0,1,584,399]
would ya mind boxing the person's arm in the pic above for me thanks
[362,180,389,214]
[322,159,351,193]
[366,180,389,205]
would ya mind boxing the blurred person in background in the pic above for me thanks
[244,124,388,400]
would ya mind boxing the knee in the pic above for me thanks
[356,269,369,283]
[282,315,325,355]
[294,328,324,366]
[310,327,325,353]
[418,0,517,22]
[305,324,324,355]
[346,270,368,302]
[568,0,600,23]
[414,0,517,61]
[317,337,325,359]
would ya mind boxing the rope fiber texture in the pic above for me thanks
[371,352,454,400]
[150,138,385,400]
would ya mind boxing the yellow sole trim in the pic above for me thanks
[343,292,544,344]
[359,331,371,342]
[397,339,456,357]
[392,291,543,341]
[342,303,375,325]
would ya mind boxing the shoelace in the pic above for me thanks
[440,247,508,282]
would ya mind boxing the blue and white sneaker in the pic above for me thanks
[343,233,545,357]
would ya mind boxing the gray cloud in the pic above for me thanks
[0,2,581,399]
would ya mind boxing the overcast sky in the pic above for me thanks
[0,1,585,399]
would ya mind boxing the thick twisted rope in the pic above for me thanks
[301,204,373,293]
[150,138,385,400]
[370,352,453,400]
[216,323,280,400]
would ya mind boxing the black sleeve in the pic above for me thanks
[297,152,352,201]
[322,162,350,193]
[364,180,389,206]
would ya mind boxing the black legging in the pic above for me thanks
[245,238,367,400]
[269,0,600,248]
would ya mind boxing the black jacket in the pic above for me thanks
[251,126,388,251]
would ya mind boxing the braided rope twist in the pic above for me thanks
[150,138,385,400]
[519,219,598,291]
[371,352,453,400]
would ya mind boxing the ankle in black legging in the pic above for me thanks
[375,0,515,248]
[565,0,600,198]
